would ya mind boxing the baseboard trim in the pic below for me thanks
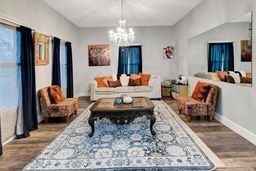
[3,136,15,146]
[214,113,256,145]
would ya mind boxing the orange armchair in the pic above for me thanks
[38,85,78,123]
[177,81,219,122]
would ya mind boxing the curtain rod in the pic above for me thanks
[0,14,68,43]
[207,41,234,43]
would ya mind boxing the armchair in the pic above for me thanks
[38,86,78,123]
[177,81,219,122]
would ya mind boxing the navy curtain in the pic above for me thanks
[208,43,234,72]
[118,46,142,75]
[52,37,61,86]
[65,42,74,98]
[0,119,2,155]
[17,26,38,138]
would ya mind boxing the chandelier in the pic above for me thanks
[108,0,135,46]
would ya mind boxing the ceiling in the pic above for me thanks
[43,0,203,28]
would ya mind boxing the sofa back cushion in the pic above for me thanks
[108,80,122,88]
[139,73,150,85]
[192,81,211,102]
[48,86,65,104]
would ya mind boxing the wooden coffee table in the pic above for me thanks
[89,97,156,137]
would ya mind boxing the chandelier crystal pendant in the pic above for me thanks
[109,0,135,46]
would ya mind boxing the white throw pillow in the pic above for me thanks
[229,72,240,83]
[120,75,130,86]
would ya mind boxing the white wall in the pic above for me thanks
[0,0,78,143]
[174,0,256,144]
[188,22,252,76]
[75,26,176,96]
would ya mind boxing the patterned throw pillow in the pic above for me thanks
[48,86,65,104]
[128,78,141,86]
[108,80,122,88]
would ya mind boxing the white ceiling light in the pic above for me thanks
[108,0,135,47]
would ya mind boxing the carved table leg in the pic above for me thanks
[148,113,156,136]
[88,115,95,137]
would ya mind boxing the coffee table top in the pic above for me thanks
[90,97,154,113]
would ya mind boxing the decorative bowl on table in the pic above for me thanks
[122,95,133,104]
[114,97,123,105]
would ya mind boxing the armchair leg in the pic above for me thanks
[208,115,213,122]
[44,117,48,123]
[185,115,192,122]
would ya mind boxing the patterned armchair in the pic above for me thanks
[38,86,78,123]
[177,81,219,122]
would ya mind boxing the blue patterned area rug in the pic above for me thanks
[24,101,221,171]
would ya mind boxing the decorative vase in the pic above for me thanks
[122,95,133,104]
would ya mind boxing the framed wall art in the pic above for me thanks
[88,44,110,66]
[163,46,174,59]
[34,32,50,65]
[241,40,252,62]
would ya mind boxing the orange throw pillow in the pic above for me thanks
[139,73,150,85]
[48,86,65,104]
[216,71,228,81]
[95,76,112,87]
[192,81,211,101]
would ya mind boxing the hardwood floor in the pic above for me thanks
[0,96,255,171]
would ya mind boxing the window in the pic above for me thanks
[0,24,21,113]
[208,43,234,72]
[60,43,67,95]
[118,46,142,75]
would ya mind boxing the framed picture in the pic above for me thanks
[241,40,252,62]
[163,46,174,59]
[88,44,110,66]
[34,32,50,65]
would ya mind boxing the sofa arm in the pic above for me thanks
[90,81,97,101]
[149,74,161,99]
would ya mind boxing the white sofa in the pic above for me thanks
[90,74,161,101]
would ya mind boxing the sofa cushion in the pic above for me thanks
[48,86,65,104]
[140,73,150,85]
[114,86,134,93]
[134,86,153,92]
[95,87,115,95]
[108,80,122,88]
[128,78,141,86]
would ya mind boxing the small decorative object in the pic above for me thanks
[34,32,50,65]
[114,97,123,105]
[163,46,174,59]
[241,40,252,62]
[122,94,133,104]
[176,75,188,85]
[88,44,110,66]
